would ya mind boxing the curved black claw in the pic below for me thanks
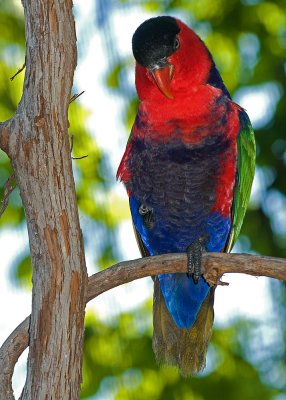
[139,204,155,229]
[186,240,203,284]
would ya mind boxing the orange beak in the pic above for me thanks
[151,64,174,99]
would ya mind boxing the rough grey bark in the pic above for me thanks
[0,1,87,399]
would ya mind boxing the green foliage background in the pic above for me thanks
[0,0,286,399]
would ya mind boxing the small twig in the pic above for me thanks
[69,90,85,104]
[0,174,16,218]
[69,135,88,160]
[10,63,26,81]
[68,90,88,160]
[72,154,88,160]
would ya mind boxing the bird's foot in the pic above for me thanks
[186,240,204,284]
[139,203,155,229]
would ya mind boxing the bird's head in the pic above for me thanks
[132,16,212,101]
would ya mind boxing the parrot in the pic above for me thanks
[117,16,255,375]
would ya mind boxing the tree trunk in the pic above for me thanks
[0,1,87,399]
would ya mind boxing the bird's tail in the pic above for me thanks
[152,277,215,376]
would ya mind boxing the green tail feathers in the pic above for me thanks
[152,278,215,376]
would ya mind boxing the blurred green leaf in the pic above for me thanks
[13,254,32,289]
[106,63,124,89]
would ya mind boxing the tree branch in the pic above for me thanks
[0,318,30,400]
[86,252,286,301]
[0,252,285,399]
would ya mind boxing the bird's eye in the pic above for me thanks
[174,37,180,50]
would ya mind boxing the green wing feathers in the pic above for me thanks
[226,109,256,252]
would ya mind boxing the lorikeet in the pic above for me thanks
[117,16,255,375]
